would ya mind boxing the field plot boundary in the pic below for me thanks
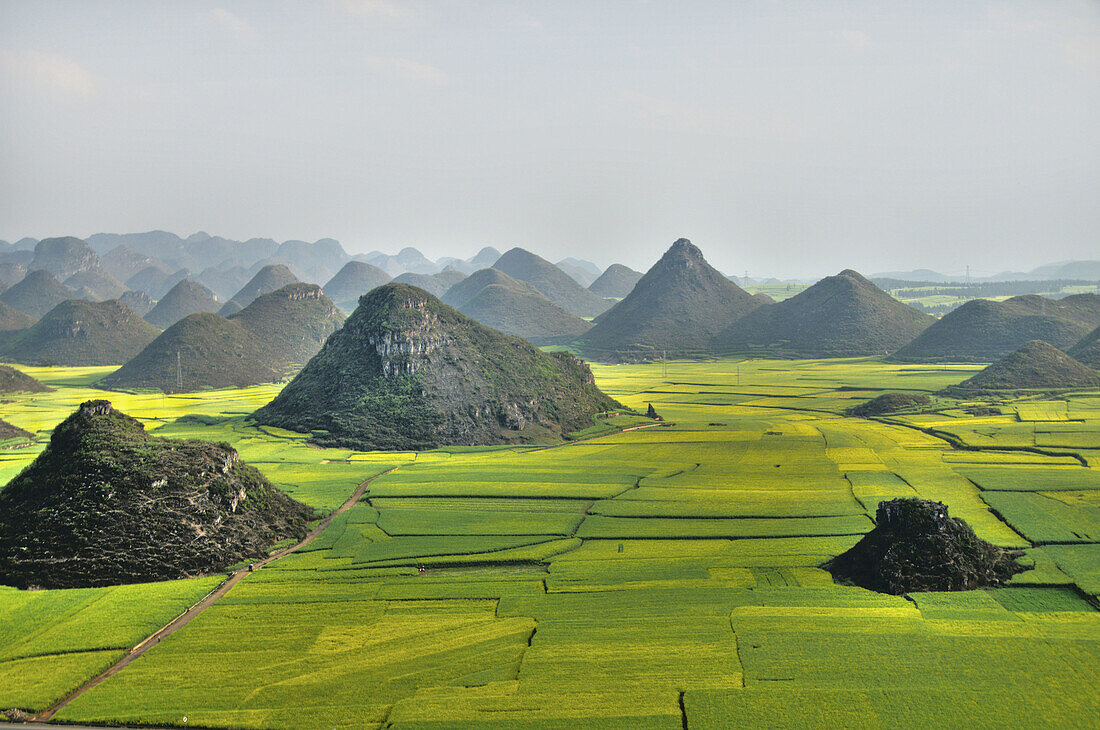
[32,467,397,722]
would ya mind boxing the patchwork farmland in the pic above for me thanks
[1,358,1098,728]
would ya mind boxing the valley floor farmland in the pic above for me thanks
[1,358,1098,728]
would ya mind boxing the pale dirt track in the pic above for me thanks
[32,468,397,723]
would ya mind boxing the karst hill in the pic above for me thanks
[252,283,620,450]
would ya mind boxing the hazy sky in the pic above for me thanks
[1,1,1097,278]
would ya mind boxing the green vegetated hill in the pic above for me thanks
[0,301,34,332]
[0,364,52,393]
[588,263,643,299]
[0,270,76,318]
[392,269,468,298]
[713,269,935,357]
[143,279,220,329]
[0,299,159,366]
[848,392,931,417]
[218,264,298,315]
[892,294,1100,362]
[493,247,611,318]
[323,261,391,312]
[226,282,345,366]
[578,238,760,360]
[442,268,592,345]
[119,290,155,317]
[1069,325,1100,368]
[826,498,1025,594]
[956,340,1100,390]
[102,284,343,393]
[253,283,621,450]
[0,400,312,589]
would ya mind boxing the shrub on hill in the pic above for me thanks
[848,392,931,417]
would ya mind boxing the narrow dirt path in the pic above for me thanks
[33,467,397,723]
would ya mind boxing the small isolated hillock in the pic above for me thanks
[219,264,298,315]
[825,498,1026,594]
[119,290,155,318]
[227,283,345,366]
[493,248,611,318]
[0,400,312,589]
[892,294,1100,362]
[578,239,760,360]
[956,340,1100,391]
[252,283,621,450]
[713,269,934,357]
[0,301,34,332]
[0,270,76,318]
[0,364,52,393]
[323,261,391,312]
[588,263,643,299]
[1069,325,1100,369]
[144,279,220,329]
[442,268,591,345]
[0,417,33,442]
[392,270,468,298]
[0,299,160,366]
[99,313,276,392]
[848,392,931,417]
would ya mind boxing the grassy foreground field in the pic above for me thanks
[1,357,1098,727]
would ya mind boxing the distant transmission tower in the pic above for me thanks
[176,351,182,391]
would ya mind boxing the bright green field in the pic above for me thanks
[0,357,1098,728]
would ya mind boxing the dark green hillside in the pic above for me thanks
[493,248,611,317]
[1068,325,1100,368]
[392,271,466,298]
[0,364,52,393]
[892,294,1100,362]
[219,264,298,314]
[0,270,75,318]
[323,261,391,312]
[0,299,160,366]
[588,263,643,299]
[119,290,155,317]
[0,400,312,589]
[848,392,931,417]
[64,269,126,301]
[228,283,345,366]
[253,283,620,450]
[578,239,760,360]
[0,301,34,332]
[957,340,1100,390]
[442,268,592,345]
[144,279,220,329]
[99,313,278,392]
[713,269,934,357]
[826,498,1025,594]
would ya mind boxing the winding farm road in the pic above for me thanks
[32,468,397,723]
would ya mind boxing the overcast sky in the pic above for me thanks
[1,1,1097,278]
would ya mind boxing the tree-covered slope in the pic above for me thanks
[0,400,312,589]
[252,283,620,450]
[713,269,935,357]
[0,270,76,318]
[0,364,52,393]
[227,282,345,366]
[1069,325,1100,368]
